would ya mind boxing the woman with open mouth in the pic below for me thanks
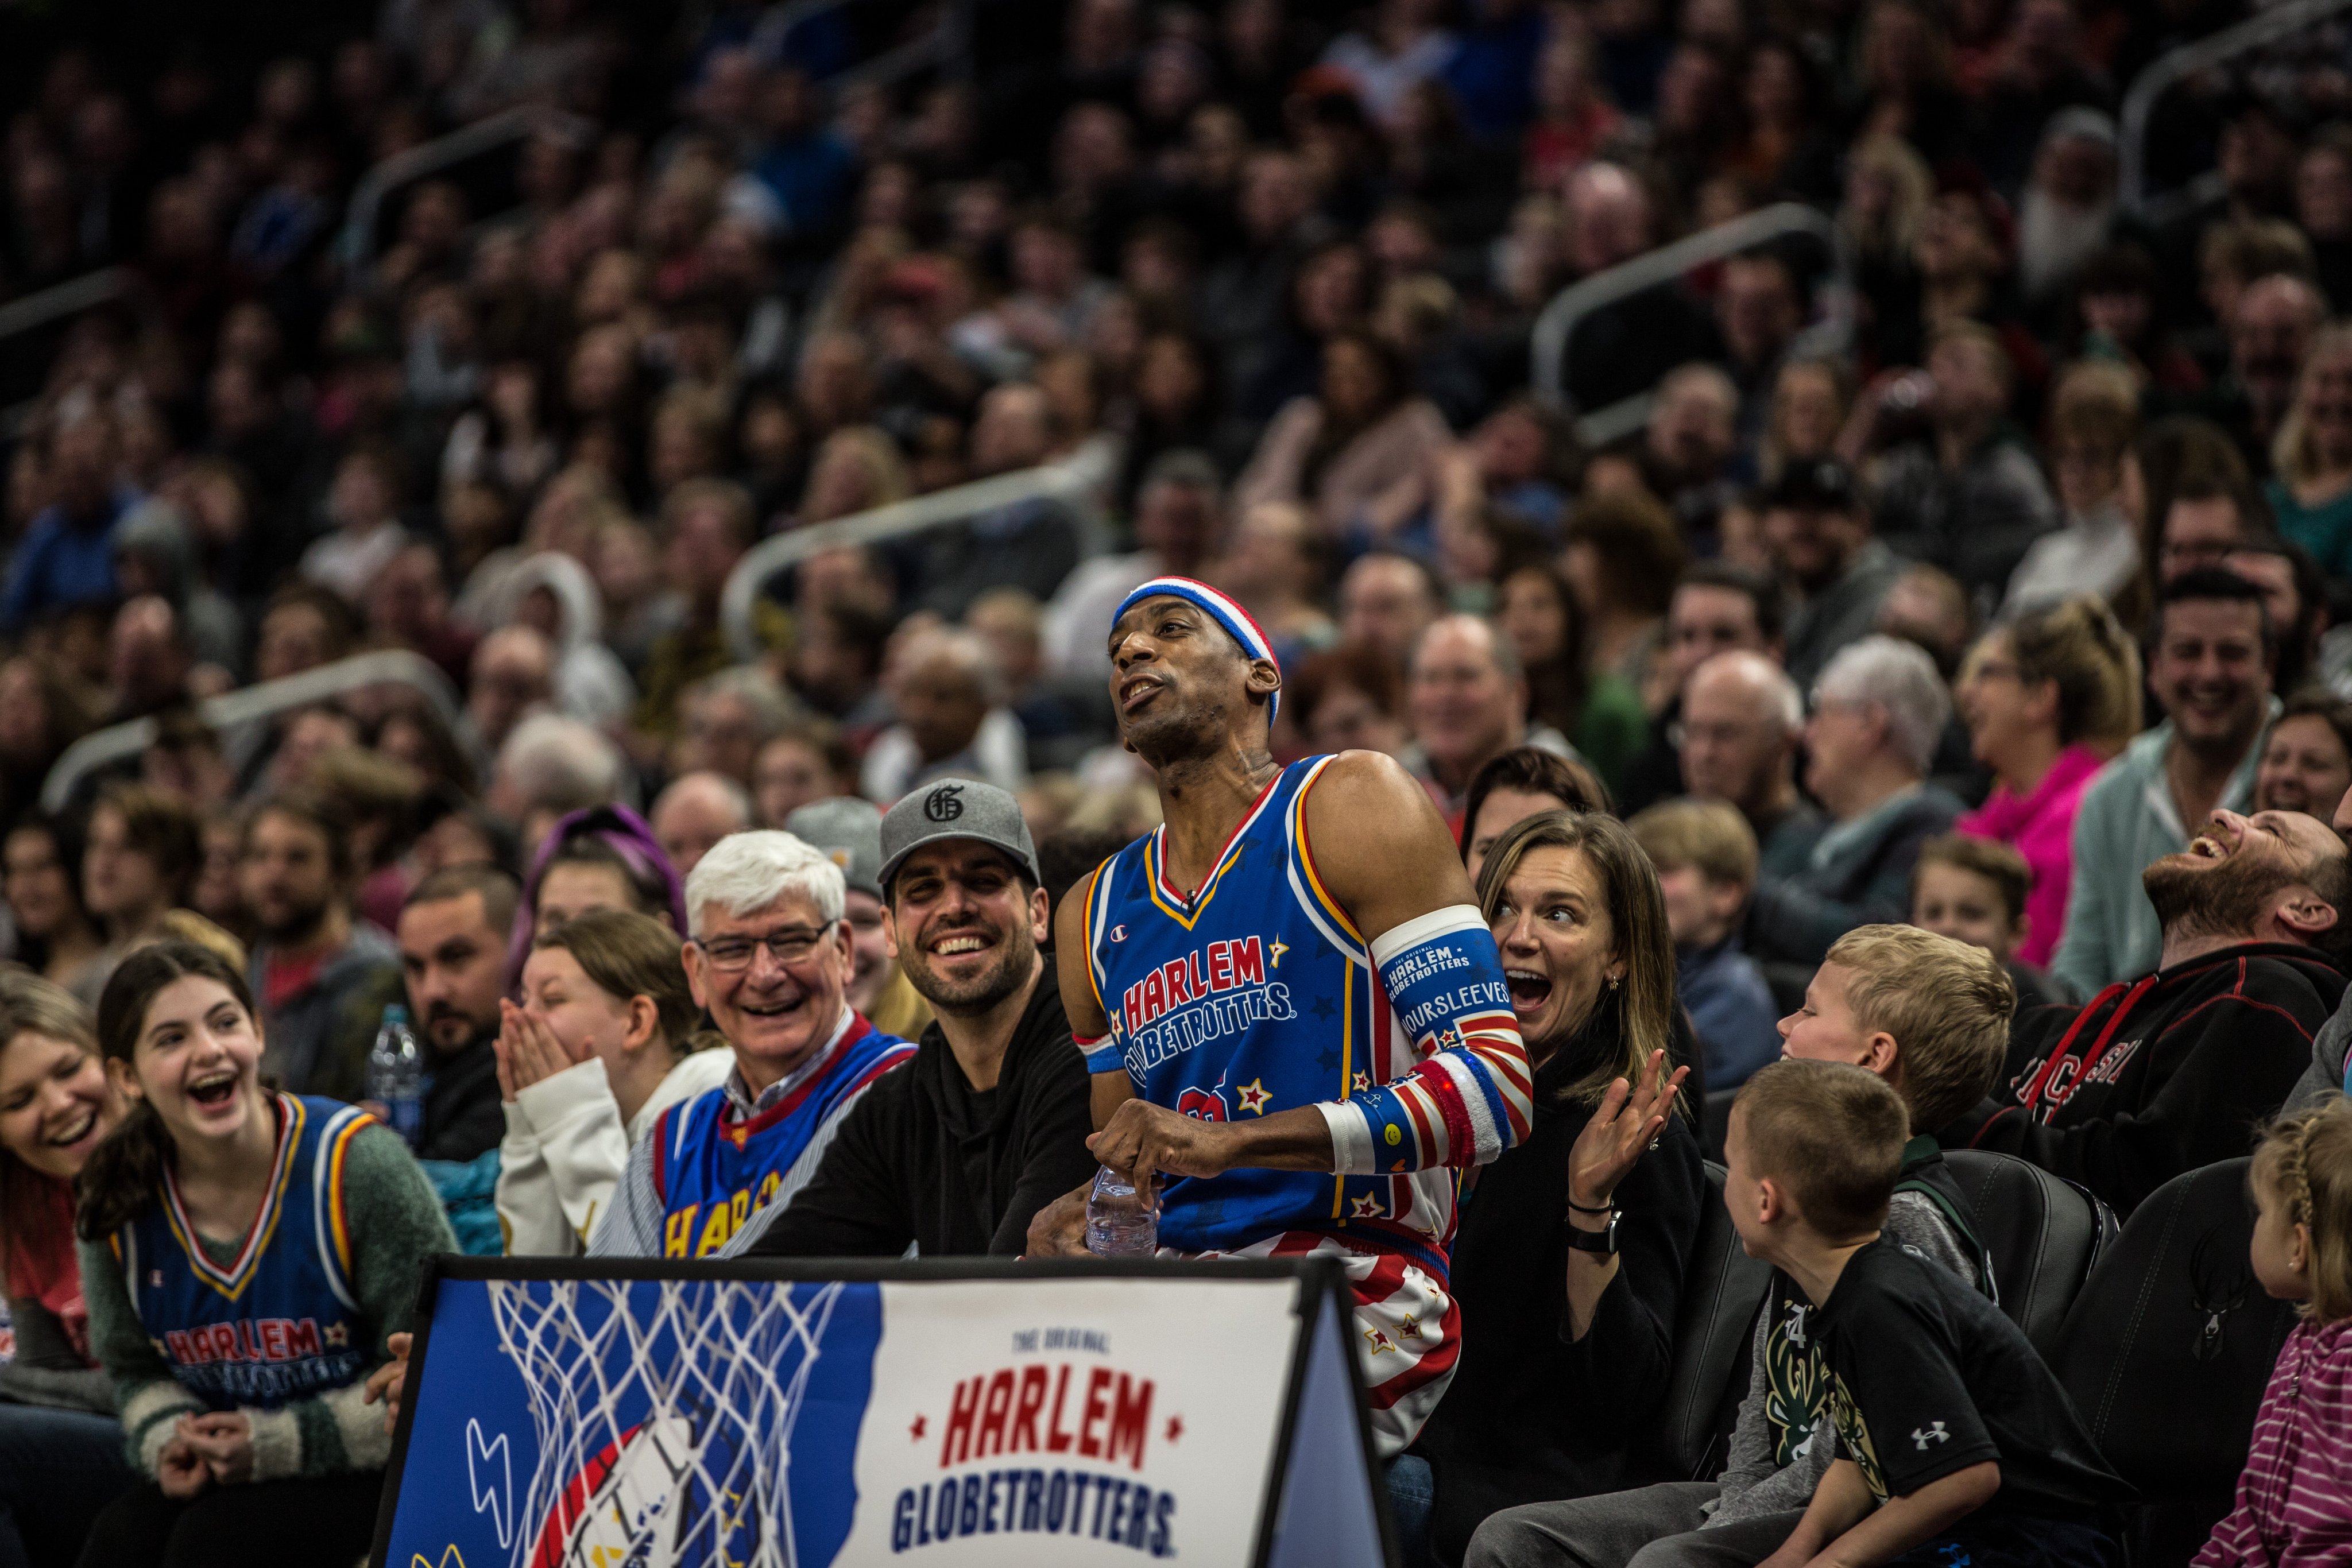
[1397,810,1707,1567]
[68,943,454,1568]
[0,970,134,1565]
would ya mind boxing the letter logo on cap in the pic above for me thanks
[924,784,966,822]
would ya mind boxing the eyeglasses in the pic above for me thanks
[694,928,827,971]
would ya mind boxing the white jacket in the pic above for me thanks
[495,1048,737,1255]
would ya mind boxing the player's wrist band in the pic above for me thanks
[1076,1033,1123,1075]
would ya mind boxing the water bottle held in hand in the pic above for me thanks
[1085,1165,1158,1257]
[368,1005,425,1148]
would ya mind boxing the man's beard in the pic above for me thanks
[2143,853,2288,949]
[256,894,331,947]
[904,917,1036,1017]
[424,1002,496,1055]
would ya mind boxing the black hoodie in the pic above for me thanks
[1943,940,2347,1216]
[738,963,1097,1258]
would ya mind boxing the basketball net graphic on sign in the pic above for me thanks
[486,1277,845,1568]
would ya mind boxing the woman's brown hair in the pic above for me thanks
[531,909,701,1054]
[1459,748,1614,868]
[0,970,99,1287]
[2000,594,2143,753]
[94,782,203,906]
[1472,810,1675,1108]
[76,942,258,1241]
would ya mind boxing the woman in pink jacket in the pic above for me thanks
[1954,596,2141,970]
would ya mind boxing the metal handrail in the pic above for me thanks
[721,462,1105,663]
[750,0,970,86]
[0,266,160,345]
[335,104,596,273]
[1530,202,1847,417]
[40,650,463,811]
[2121,0,2352,223]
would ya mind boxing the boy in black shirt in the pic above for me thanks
[1728,1060,2126,1568]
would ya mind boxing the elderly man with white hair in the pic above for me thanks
[589,830,916,1257]
[1747,636,1964,967]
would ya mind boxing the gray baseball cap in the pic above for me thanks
[877,779,1041,895]
[786,797,884,901]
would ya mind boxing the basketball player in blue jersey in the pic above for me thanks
[1030,575,1534,1456]
[71,943,454,1566]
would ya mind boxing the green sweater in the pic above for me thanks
[78,1121,454,1482]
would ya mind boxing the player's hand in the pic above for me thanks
[363,1333,412,1434]
[179,1411,254,1485]
[1566,1048,1686,1212]
[157,1435,211,1498]
[1024,1181,1093,1258]
[1087,1099,1234,1192]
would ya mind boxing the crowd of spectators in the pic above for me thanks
[10,0,2352,1560]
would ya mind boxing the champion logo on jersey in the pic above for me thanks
[1109,925,1127,942]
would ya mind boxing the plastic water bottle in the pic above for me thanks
[1085,1166,1158,1257]
[368,1004,425,1148]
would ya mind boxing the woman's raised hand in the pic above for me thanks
[1565,1048,1689,1213]
[496,998,582,1101]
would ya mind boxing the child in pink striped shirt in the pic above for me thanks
[2195,1096,2352,1568]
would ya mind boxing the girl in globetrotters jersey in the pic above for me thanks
[72,942,453,1568]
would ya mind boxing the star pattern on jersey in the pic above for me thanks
[1352,1071,1371,1094]
[1398,1315,1422,1340]
[1436,1025,1461,1051]
[1237,1078,1272,1114]
[1310,995,1336,1020]
[1363,1327,1396,1355]
[1349,1192,1385,1219]
[324,1322,350,1348]
[1268,938,1288,967]
[910,1415,927,1441]
[1316,1043,1341,1072]
[1165,1415,1184,1443]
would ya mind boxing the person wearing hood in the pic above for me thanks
[494,550,637,728]
[110,498,243,676]
[1943,802,2352,1217]
[729,779,1094,1259]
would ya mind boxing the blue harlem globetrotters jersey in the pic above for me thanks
[650,1011,914,1257]
[1082,756,1533,1269]
[109,1095,374,1411]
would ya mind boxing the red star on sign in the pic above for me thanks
[1165,1415,1183,1443]
[910,1415,927,1441]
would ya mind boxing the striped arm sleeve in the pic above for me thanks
[1316,905,1532,1174]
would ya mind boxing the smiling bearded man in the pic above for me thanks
[587,830,915,1257]
[1942,801,2352,1216]
[726,779,1097,1259]
[1026,574,1533,1462]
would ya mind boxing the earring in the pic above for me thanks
[1607,975,1620,990]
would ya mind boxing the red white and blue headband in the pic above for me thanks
[1112,575,1281,723]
